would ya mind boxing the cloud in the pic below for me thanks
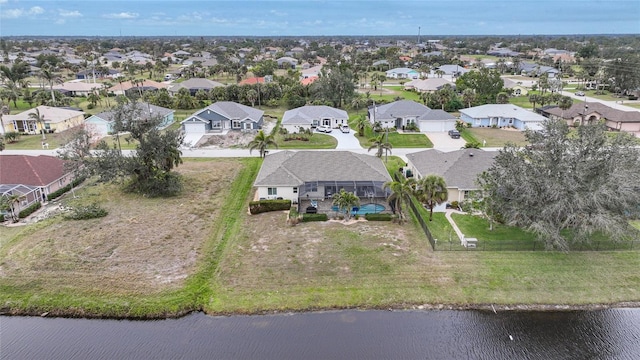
[0,0,8,4]
[59,9,82,17]
[270,10,287,16]
[103,12,139,19]
[29,6,44,15]
[55,19,66,25]
[0,6,44,19]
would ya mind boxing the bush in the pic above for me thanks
[4,131,20,143]
[249,199,292,214]
[47,177,86,201]
[66,203,108,220]
[364,213,393,221]
[302,213,328,222]
[18,202,41,218]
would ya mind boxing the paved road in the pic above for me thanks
[560,91,640,112]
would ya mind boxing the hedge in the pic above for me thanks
[365,213,393,221]
[47,177,86,201]
[249,199,292,215]
[302,213,328,222]
[19,202,41,218]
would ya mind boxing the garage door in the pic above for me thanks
[85,122,109,137]
[183,122,206,134]
[419,120,456,132]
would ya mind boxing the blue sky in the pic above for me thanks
[1,0,638,36]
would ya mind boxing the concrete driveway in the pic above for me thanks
[425,132,466,151]
[318,128,362,149]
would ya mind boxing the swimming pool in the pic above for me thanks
[332,203,386,215]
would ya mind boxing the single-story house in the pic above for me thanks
[460,104,547,131]
[281,105,348,133]
[277,57,298,69]
[0,155,74,212]
[84,102,174,138]
[108,80,168,96]
[76,68,122,80]
[517,62,559,78]
[254,151,392,212]
[52,81,103,97]
[301,65,323,79]
[404,78,455,93]
[406,148,497,211]
[503,78,529,96]
[368,100,457,132]
[436,65,469,77]
[167,78,225,96]
[181,101,264,134]
[385,67,419,79]
[540,102,640,137]
[2,106,85,135]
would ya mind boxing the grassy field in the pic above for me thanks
[352,125,433,148]
[462,127,528,147]
[276,133,337,149]
[2,158,640,317]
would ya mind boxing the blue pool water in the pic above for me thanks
[331,203,385,215]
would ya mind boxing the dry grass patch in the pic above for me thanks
[0,159,241,296]
[468,127,528,147]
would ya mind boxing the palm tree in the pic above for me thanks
[462,88,476,108]
[350,96,364,114]
[558,96,573,118]
[434,69,445,78]
[496,92,509,104]
[332,189,360,220]
[248,130,277,158]
[354,114,369,137]
[416,175,448,221]
[1,193,25,222]
[246,89,258,107]
[368,133,392,159]
[528,94,541,110]
[28,107,47,140]
[87,92,100,107]
[40,65,62,105]
[383,174,416,224]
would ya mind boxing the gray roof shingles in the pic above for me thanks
[407,149,497,190]
[254,151,392,187]
[282,105,348,126]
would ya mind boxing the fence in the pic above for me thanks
[407,196,436,250]
[433,239,640,251]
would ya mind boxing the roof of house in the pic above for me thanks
[0,155,68,187]
[53,82,103,92]
[368,100,456,121]
[90,102,174,123]
[254,151,392,187]
[3,106,84,123]
[404,78,454,92]
[300,76,319,86]
[437,64,469,75]
[168,78,225,93]
[107,80,168,92]
[406,149,497,190]
[282,105,348,126]
[239,77,265,85]
[195,101,264,122]
[543,102,640,123]
[460,104,547,122]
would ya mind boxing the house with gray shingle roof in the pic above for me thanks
[281,105,348,133]
[277,56,298,69]
[406,148,497,210]
[180,101,264,134]
[368,100,457,132]
[84,102,174,138]
[254,151,392,209]
[168,78,225,96]
[460,104,547,131]
[540,102,640,137]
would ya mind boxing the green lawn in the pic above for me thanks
[3,132,65,150]
[384,156,407,177]
[352,125,433,149]
[463,127,528,147]
[275,132,337,149]
[631,221,640,231]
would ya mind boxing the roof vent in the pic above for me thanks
[469,152,474,157]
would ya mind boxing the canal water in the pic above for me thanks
[2,309,640,359]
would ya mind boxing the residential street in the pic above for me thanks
[560,91,640,112]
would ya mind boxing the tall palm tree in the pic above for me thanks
[462,88,476,108]
[354,114,369,137]
[416,175,448,221]
[248,130,277,158]
[40,65,62,105]
[332,189,360,220]
[558,96,573,118]
[350,96,364,114]
[383,174,416,224]
[28,107,47,140]
[368,133,392,159]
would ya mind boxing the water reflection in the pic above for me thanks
[1,309,639,359]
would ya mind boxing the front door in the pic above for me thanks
[322,118,331,126]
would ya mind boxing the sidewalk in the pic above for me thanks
[444,209,466,245]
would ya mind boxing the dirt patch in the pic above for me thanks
[197,117,277,148]
[0,159,242,295]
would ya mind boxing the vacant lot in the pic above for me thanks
[466,127,528,147]
[0,159,240,297]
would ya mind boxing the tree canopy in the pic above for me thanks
[455,68,504,105]
[479,119,640,250]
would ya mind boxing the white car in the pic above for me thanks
[340,125,350,133]
[317,125,332,133]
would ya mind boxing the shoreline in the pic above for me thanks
[3,301,640,320]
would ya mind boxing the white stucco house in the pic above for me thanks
[459,104,547,131]
[368,100,457,132]
[281,105,348,133]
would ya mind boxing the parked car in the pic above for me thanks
[317,125,332,133]
[340,125,350,133]
[575,91,585,96]
[448,129,461,139]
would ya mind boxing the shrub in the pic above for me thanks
[18,202,41,218]
[66,203,108,220]
[364,213,393,221]
[47,177,86,201]
[4,131,20,143]
[302,213,328,222]
[450,201,459,209]
[249,199,292,214]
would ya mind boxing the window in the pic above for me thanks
[475,119,481,125]
[305,183,317,192]
[463,190,470,198]
[293,187,298,194]
[232,120,241,129]
[268,188,277,196]
[508,118,513,124]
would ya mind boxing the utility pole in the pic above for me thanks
[418,26,421,45]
